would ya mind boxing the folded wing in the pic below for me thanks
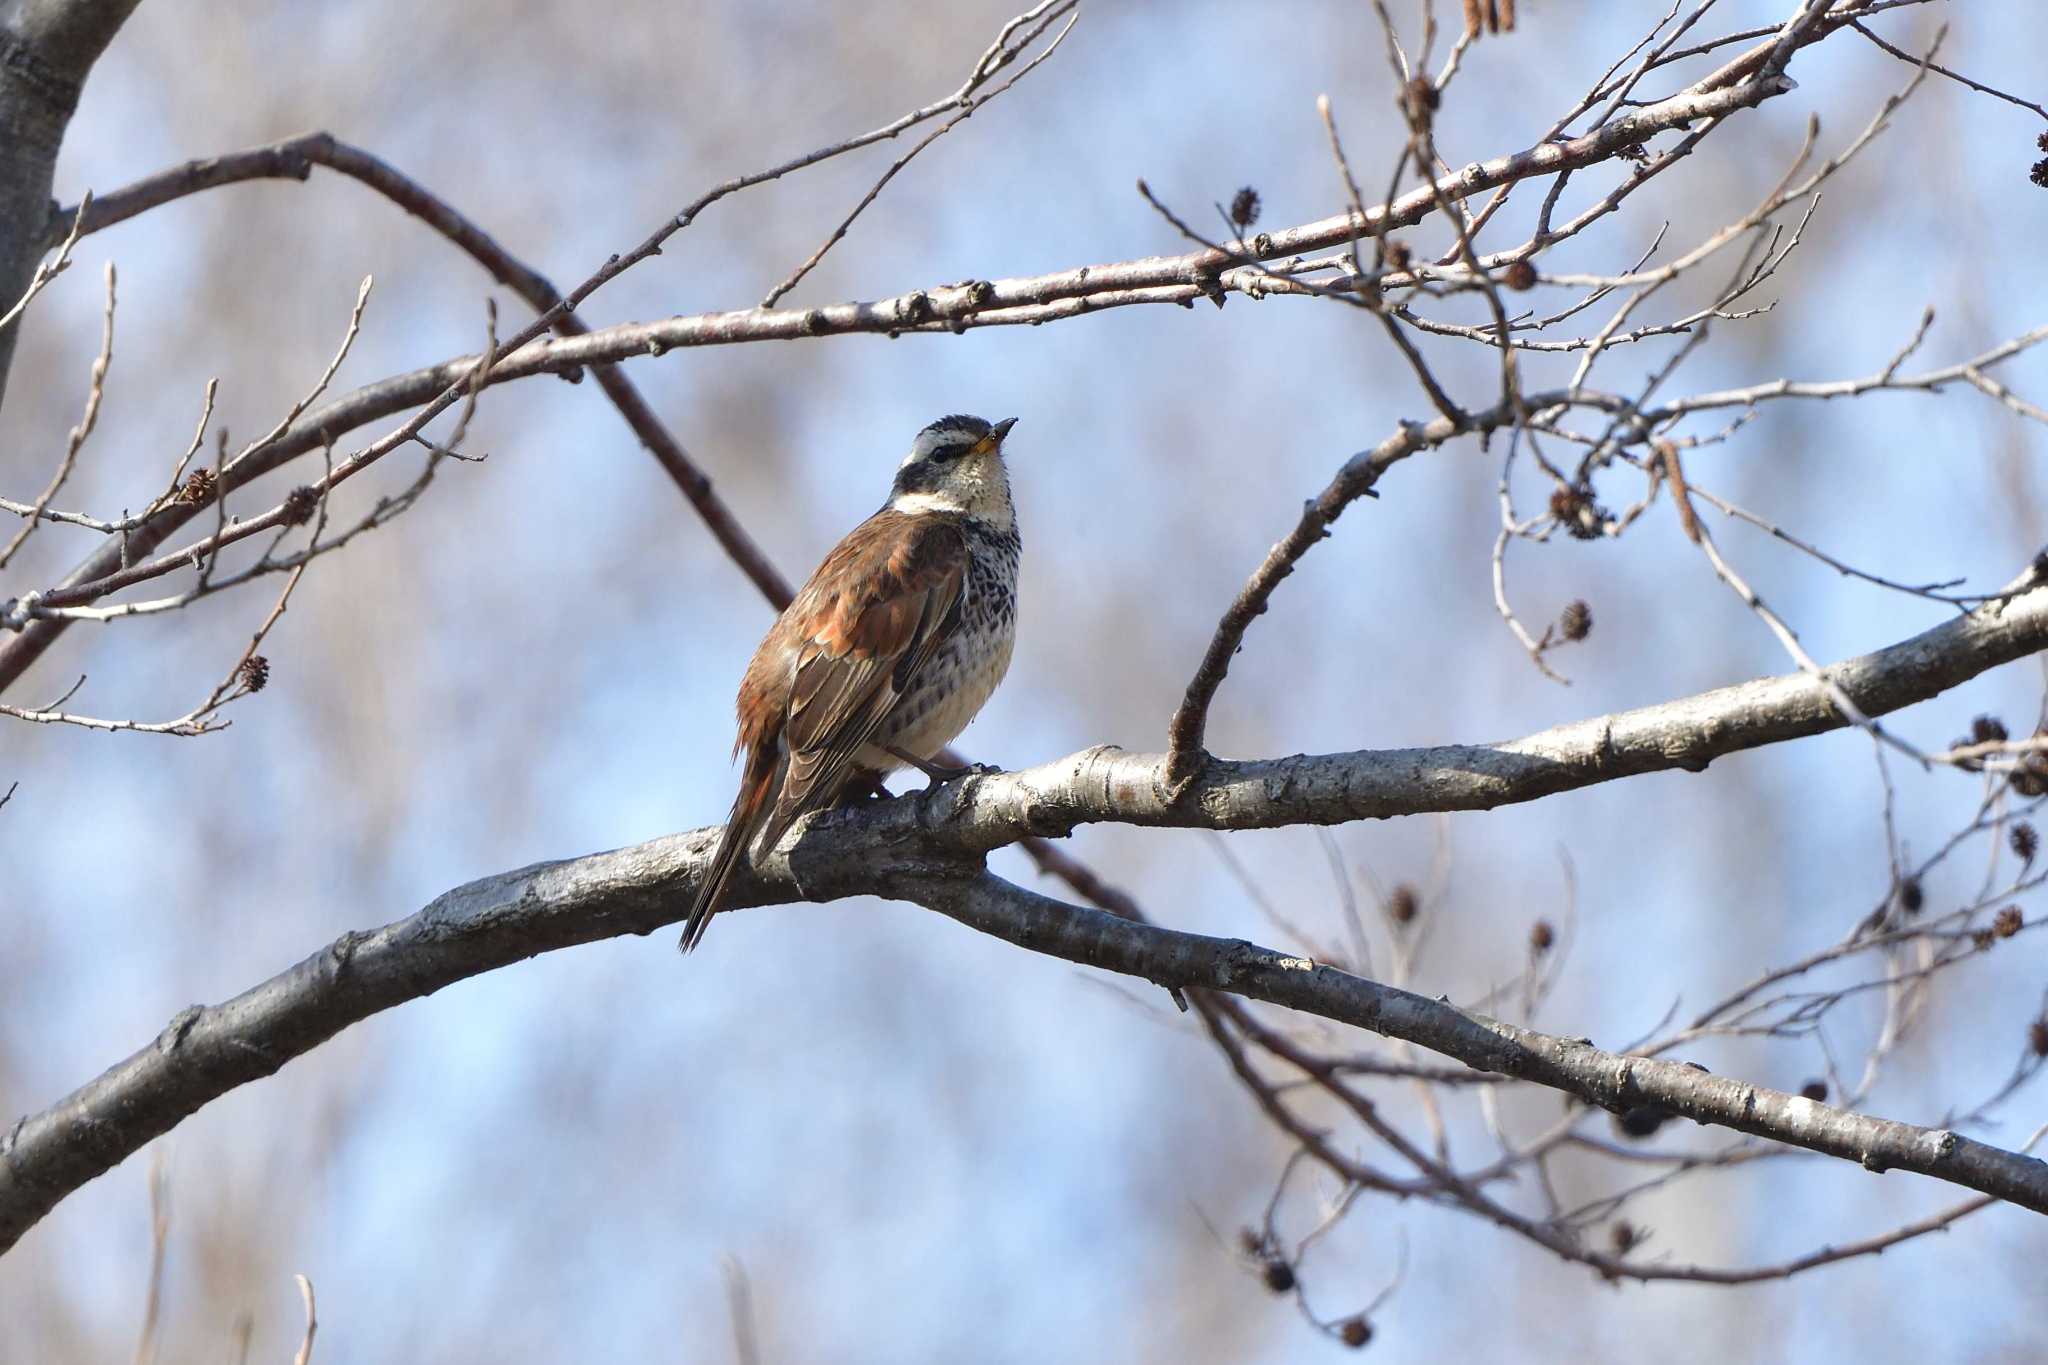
[756,511,968,855]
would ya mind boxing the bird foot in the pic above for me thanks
[921,761,1003,794]
[888,747,1000,792]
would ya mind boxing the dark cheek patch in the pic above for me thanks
[895,460,943,496]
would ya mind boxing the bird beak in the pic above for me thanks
[975,417,1019,455]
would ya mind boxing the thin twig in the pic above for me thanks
[760,4,1078,307]
[292,1275,317,1365]
[0,194,89,336]
[0,262,115,570]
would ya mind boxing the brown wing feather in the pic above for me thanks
[679,509,966,953]
[757,514,967,852]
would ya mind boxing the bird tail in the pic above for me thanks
[678,746,779,954]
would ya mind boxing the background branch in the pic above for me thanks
[0,69,1790,691]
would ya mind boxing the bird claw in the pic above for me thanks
[919,761,1000,794]
[888,744,1002,793]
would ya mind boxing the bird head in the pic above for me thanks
[890,414,1019,529]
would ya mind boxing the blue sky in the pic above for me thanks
[3,2,2047,1361]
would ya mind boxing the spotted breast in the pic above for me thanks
[862,518,1019,767]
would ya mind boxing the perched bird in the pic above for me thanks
[679,414,1022,951]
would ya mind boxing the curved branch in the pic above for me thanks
[0,0,1087,680]
[0,70,1792,691]
[153,136,787,589]
[1167,414,1437,779]
[7,573,2048,1252]
[0,131,797,692]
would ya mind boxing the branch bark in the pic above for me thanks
[904,873,2048,1216]
[7,575,2048,1253]
[958,573,2048,841]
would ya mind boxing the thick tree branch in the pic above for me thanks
[8,820,2044,1260]
[7,572,2048,1252]
[7,0,140,70]
[986,572,2048,839]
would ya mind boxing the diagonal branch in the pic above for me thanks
[0,69,1793,693]
[0,258,112,570]
[948,569,2048,843]
[901,871,2048,1211]
[0,0,1086,678]
[7,831,2043,1261]
[70,131,792,604]
[8,570,2048,1252]
[4,0,1079,633]
[1166,412,1447,782]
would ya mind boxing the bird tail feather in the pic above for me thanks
[678,746,780,953]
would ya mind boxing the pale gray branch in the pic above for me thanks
[6,575,2048,1252]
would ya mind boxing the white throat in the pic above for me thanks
[890,465,1016,532]
[893,490,968,517]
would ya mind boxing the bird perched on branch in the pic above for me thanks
[679,414,1022,952]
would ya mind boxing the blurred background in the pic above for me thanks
[3,2,2046,1360]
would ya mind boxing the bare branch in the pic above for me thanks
[0,258,112,569]
[8,574,2048,1250]
[0,70,1798,695]
[1849,17,2048,120]
[292,1274,317,1365]
[9,813,2046,1259]
[760,3,1077,308]
[0,191,86,336]
[0,0,1080,674]
[2,6,2038,1311]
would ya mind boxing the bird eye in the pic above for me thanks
[931,440,969,463]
